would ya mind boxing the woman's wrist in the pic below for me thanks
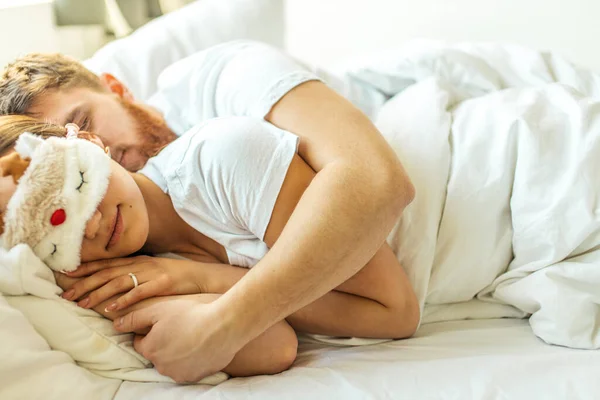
[180,259,212,294]
[183,261,248,294]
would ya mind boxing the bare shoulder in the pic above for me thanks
[263,154,315,248]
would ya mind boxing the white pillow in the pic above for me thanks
[84,0,284,101]
[0,293,121,400]
[0,244,227,385]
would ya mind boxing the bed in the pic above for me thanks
[115,319,600,399]
[2,1,600,399]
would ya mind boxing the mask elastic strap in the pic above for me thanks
[65,123,80,139]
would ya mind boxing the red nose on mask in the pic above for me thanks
[50,209,66,226]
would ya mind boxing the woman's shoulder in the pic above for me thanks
[142,116,298,194]
[145,117,265,168]
[180,117,297,160]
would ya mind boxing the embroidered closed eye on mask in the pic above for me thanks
[0,127,111,272]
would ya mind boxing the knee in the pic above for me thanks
[403,299,421,338]
[395,298,421,339]
[269,325,298,374]
[383,297,421,340]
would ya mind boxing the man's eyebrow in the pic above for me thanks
[26,110,42,119]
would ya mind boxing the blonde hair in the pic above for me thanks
[0,53,104,116]
[0,115,67,155]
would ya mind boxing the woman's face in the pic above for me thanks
[0,136,150,265]
[79,159,149,263]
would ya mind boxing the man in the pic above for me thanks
[0,41,414,382]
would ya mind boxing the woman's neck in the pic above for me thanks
[131,173,229,263]
[132,173,192,254]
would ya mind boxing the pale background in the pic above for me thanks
[285,0,600,71]
[1,0,599,71]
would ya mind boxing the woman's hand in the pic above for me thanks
[58,256,208,312]
[54,271,80,293]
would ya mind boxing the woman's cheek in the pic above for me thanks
[122,223,147,256]
[79,240,103,263]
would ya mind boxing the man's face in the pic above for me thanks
[28,86,175,171]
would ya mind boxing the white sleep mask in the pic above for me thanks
[1,125,111,272]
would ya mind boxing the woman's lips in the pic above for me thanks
[106,206,123,250]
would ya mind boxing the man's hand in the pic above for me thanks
[114,295,242,383]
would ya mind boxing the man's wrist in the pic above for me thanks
[193,293,254,351]
[211,292,258,345]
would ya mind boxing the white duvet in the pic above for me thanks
[346,40,600,349]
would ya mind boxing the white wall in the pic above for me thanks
[4,1,599,73]
[285,0,600,71]
[0,1,58,67]
[0,0,107,69]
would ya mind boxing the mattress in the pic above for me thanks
[114,318,600,399]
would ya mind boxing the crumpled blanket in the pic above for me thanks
[342,40,600,349]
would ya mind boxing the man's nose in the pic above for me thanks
[84,210,102,240]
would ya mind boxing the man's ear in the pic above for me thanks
[100,73,134,102]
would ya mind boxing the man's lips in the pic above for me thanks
[106,206,123,250]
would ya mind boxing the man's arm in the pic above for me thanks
[186,248,419,339]
[115,80,414,383]
[212,80,415,344]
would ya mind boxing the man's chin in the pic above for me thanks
[126,155,148,172]
[120,99,177,164]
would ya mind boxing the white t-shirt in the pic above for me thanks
[146,40,321,135]
[146,40,385,134]
[139,117,299,268]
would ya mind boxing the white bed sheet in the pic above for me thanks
[114,318,600,399]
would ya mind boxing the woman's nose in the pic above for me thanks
[84,210,102,240]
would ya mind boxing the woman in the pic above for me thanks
[0,115,419,377]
